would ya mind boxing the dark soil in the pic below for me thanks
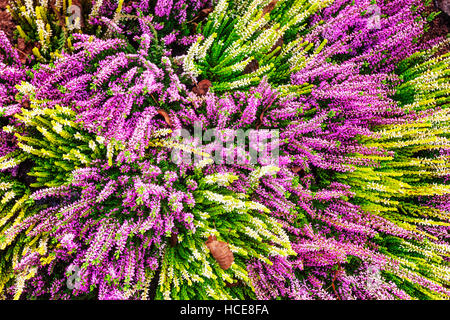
[425,1,450,56]
[12,159,37,186]
[0,0,36,63]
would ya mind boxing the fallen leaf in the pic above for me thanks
[157,109,173,127]
[205,235,234,270]
[192,79,212,96]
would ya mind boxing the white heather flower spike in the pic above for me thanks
[16,82,36,97]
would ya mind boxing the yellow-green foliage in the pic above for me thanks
[0,178,48,298]
[346,47,450,231]
[3,104,98,188]
[184,0,332,91]
[157,174,295,300]
[336,45,450,298]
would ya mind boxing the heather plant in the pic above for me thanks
[306,0,431,72]
[6,0,211,62]
[171,0,450,299]
[0,102,294,299]
[183,0,332,91]
[172,70,450,299]
[12,29,197,145]
[280,46,450,299]
[0,31,24,179]
[87,0,213,56]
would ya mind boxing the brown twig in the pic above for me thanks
[186,8,214,24]
[150,93,159,105]
[186,15,201,24]
[225,280,243,288]
[255,103,273,130]
[325,263,343,300]
[15,48,28,56]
